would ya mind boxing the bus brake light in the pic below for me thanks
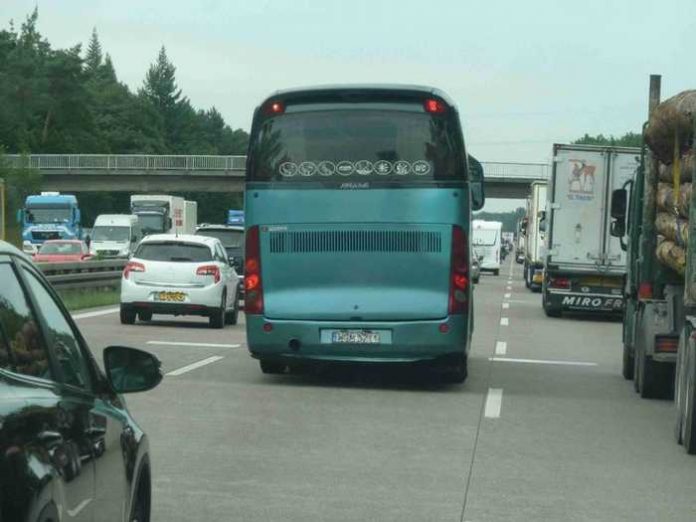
[424,98,447,114]
[449,225,469,314]
[244,226,264,315]
[264,101,285,115]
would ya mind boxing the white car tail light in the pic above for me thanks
[123,261,145,279]
[196,264,221,283]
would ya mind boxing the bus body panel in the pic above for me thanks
[244,85,474,366]
[246,188,469,322]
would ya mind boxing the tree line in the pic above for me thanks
[0,9,247,235]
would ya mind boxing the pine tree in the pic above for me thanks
[85,27,102,75]
[141,46,182,114]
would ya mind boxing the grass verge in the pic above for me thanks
[58,288,120,311]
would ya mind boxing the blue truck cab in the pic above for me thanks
[18,193,82,252]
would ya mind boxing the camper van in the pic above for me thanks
[473,220,503,275]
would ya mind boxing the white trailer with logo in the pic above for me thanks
[542,144,639,316]
[473,220,503,276]
[523,181,548,291]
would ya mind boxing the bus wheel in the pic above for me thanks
[622,342,634,380]
[260,360,287,375]
[443,355,468,384]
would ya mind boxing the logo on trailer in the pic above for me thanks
[568,160,596,201]
[560,295,623,310]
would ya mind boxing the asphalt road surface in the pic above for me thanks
[75,259,696,521]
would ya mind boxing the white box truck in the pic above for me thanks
[130,195,197,236]
[89,214,142,258]
[473,220,503,275]
[542,144,640,317]
[522,181,547,291]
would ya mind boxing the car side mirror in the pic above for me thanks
[103,346,163,394]
[131,236,137,243]
[538,211,547,233]
[166,217,173,230]
[228,256,236,266]
[468,155,486,211]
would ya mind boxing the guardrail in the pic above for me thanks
[38,259,126,290]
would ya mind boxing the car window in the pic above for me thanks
[215,243,226,262]
[0,263,52,379]
[135,241,213,262]
[22,267,92,390]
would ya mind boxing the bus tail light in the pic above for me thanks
[123,261,145,279]
[244,226,264,315]
[424,98,447,114]
[448,225,469,314]
[263,100,285,116]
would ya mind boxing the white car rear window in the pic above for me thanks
[136,242,212,262]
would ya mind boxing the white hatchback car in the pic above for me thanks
[120,234,240,328]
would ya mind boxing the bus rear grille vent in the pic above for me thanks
[269,231,442,254]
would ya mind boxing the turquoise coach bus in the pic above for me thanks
[243,85,485,382]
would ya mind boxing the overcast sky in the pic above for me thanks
[4,0,696,210]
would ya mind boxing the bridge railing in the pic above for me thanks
[5,154,247,171]
[4,154,549,180]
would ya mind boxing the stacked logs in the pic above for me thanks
[646,91,696,276]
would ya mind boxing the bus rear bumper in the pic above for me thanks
[246,315,469,363]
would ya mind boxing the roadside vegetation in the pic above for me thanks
[58,288,119,311]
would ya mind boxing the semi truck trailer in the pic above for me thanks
[523,181,547,291]
[542,144,639,317]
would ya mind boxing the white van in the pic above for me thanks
[90,214,142,258]
[472,220,503,275]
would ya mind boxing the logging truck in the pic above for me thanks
[610,74,696,453]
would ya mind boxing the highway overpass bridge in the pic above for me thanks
[4,155,548,199]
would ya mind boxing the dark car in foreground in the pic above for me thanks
[0,240,163,522]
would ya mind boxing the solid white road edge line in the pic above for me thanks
[502,302,510,309]
[166,356,225,376]
[484,388,503,418]
[500,317,509,326]
[489,357,598,367]
[72,307,120,320]
[495,341,507,355]
[148,341,241,349]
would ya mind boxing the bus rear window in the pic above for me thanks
[249,107,464,183]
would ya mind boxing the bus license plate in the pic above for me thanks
[154,291,186,303]
[331,330,380,344]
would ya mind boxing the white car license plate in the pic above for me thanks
[331,330,380,344]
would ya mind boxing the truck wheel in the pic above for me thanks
[681,339,696,454]
[138,311,152,322]
[493,269,500,276]
[622,342,634,380]
[543,295,561,318]
[260,360,286,374]
[524,264,531,288]
[120,306,136,325]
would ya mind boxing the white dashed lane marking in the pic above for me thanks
[489,357,597,367]
[484,388,503,418]
[502,302,510,309]
[148,341,241,349]
[500,317,509,326]
[166,356,225,376]
[495,341,507,355]
[504,293,511,299]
